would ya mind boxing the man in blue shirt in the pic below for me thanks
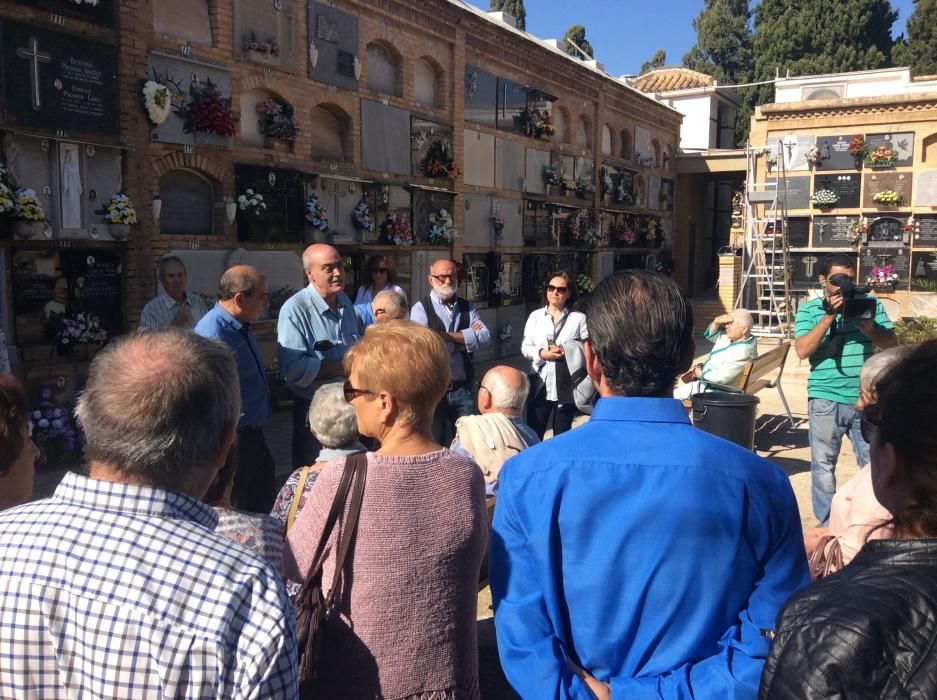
[411,258,490,444]
[194,265,275,512]
[490,270,809,699]
[277,244,359,469]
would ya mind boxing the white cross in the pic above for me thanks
[803,255,818,277]
[17,36,51,112]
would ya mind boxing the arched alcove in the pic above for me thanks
[651,138,661,168]
[159,168,216,235]
[574,115,591,150]
[923,132,937,163]
[415,57,442,108]
[601,124,613,156]
[554,106,570,144]
[310,103,351,161]
[620,128,633,160]
[367,41,401,96]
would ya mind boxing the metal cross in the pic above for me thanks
[803,255,818,277]
[17,36,51,112]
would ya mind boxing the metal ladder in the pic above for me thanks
[736,142,793,339]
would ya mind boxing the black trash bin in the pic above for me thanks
[691,391,760,450]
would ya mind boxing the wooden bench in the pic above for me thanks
[736,341,795,427]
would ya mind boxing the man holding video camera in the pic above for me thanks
[794,253,897,525]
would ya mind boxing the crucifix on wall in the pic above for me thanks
[17,36,51,111]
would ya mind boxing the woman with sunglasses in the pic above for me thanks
[522,271,588,439]
[760,340,937,699]
[354,254,407,307]
[283,320,488,699]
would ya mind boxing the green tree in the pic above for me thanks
[904,0,937,75]
[564,25,593,59]
[752,0,898,106]
[640,49,667,74]
[489,0,526,31]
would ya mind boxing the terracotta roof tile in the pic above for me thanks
[631,68,714,93]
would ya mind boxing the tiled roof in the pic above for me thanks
[631,68,715,93]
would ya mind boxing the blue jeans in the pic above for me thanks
[808,397,870,525]
[432,385,475,446]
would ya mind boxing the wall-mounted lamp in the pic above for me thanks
[224,195,237,225]
[152,192,162,223]
[309,41,319,70]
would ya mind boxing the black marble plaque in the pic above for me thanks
[789,252,823,288]
[307,2,358,91]
[778,176,810,210]
[863,171,912,209]
[814,173,860,208]
[497,78,527,133]
[866,132,914,167]
[463,253,492,304]
[768,218,810,248]
[2,21,118,135]
[812,216,859,248]
[235,165,307,243]
[868,216,908,246]
[16,0,115,25]
[912,251,937,287]
[862,247,910,286]
[464,65,497,128]
[337,51,355,78]
[814,134,859,171]
[914,215,937,246]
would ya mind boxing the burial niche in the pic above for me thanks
[366,41,400,96]
[620,129,633,160]
[601,125,612,156]
[414,58,441,109]
[310,104,350,161]
[158,169,215,236]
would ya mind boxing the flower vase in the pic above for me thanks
[109,224,131,241]
[13,221,43,240]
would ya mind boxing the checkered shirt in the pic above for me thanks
[0,472,297,699]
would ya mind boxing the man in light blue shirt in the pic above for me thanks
[195,265,275,512]
[411,258,490,444]
[277,244,359,469]
[490,270,809,699]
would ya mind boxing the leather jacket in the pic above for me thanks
[760,538,937,699]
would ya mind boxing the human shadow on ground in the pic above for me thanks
[755,413,811,477]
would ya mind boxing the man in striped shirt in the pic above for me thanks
[138,255,209,329]
[794,253,897,526]
[0,328,297,698]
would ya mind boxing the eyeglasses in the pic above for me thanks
[430,273,457,282]
[860,405,881,444]
[373,268,390,274]
[547,284,569,294]
[343,380,376,403]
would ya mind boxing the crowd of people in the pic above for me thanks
[0,243,934,698]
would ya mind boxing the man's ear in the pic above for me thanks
[584,340,604,386]
[679,338,696,373]
[818,275,827,285]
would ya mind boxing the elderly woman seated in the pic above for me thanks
[282,320,488,699]
[674,309,757,399]
[0,374,39,512]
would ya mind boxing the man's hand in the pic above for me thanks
[568,658,611,700]
[171,305,193,327]
[825,293,844,314]
[714,313,734,326]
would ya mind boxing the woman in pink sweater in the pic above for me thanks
[283,320,488,699]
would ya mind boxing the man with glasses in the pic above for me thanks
[139,256,208,329]
[411,258,490,444]
[794,252,897,526]
[277,244,359,469]
[195,265,276,512]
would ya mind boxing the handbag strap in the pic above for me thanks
[285,465,312,535]
[324,453,367,607]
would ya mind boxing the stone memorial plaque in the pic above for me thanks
[2,22,118,135]
[148,53,232,147]
[235,164,307,243]
[911,251,937,288]
[647,176,661,211]
[868,215,908,246]
[412,190,452,245]
[812,215,859,248]
[463,129,495,187]
[155,0,212,44]
[861,247,909,287]
[525,148,550,195]
[411,117,453,179]
[361,100,410,175]
[496,138,526,192]
[463,253,491,305]
[464,65,497,128]
[16,0,115,25]
[660,178,674,211]
[814,133,861,171]
[914,215,937,246]
[777,176,810,210]
[771,134,813,172]
[866,132,914,167]
[789,252,828,288]
[494,198,523,247]
[766,217,810,248]
[463,194,491,247]
[634,127,652,166]
[863,171,912,209]
[814,173,860,208]
[159,169,215,236]
[496,78,527,133]
[574,157,594,185]
[234,0,300,73]
[307,2,357,88]
[613,252,650,272]
[915,170,937,206]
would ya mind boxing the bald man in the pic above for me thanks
[355,289,408,331]
[277,244,359,469]
[411,258,490,444]
[195,265,276,512]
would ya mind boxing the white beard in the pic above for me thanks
[434,284,456,301]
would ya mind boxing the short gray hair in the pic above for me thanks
[731,308,754,335]
[157,255,185,278]
[308,381,359,449]
[76,328,240,490]
[861,345,912,395]
[218,266,262,301]
[372,290,407,320]
[484,367,530,414]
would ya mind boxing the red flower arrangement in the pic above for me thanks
[242,32,281,57]
[848,135,866,159]
[180,79,236,137]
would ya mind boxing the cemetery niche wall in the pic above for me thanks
[234,0,302,74]
[235,165,308,243]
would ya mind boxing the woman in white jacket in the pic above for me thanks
[521,271,588,439]
[674,309,757,399]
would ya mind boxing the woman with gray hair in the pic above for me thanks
[269,380,366,538]
[674,308,757,399]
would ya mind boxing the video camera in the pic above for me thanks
[823,273,876,321]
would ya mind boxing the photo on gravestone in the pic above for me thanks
[463,253,491,305]
[863,171,912,209]
[496,78,528,134]
[235,165,307,243]
[814,173,860,208]
[911,251,937,290]
[812,216,860,248]
[306,1,358,89]
[147,53,233,147]
[16,0,115,25]
[916,170,937,207]
[866,132,914,167]
[1,22,118,135]
[234,0,301,74]
[861,247,909,288]
[11,249,123,351]
[775,176,810,210]
[814,134,861,171]
[914,215,937,247]
[411,118,454,179]
[464,66,497,128]
[868,215,909,246]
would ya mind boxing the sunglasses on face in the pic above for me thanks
[547,284,569,294]
[343,380,376,403]
[373,268,389,274]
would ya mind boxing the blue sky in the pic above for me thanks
[468,0,917,78]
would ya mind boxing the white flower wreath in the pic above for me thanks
[142,80,171,126]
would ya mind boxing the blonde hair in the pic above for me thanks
[343,320,450,426]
